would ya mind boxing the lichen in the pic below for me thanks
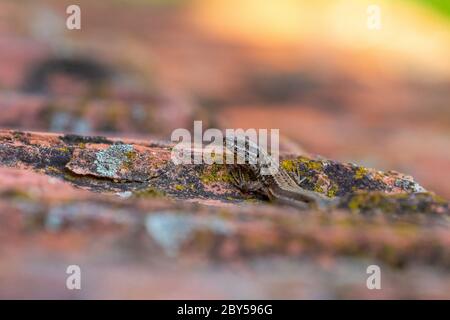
[394,178,426,193]
[343,191,449,215]
[327,182,339,198]
[121,150,138,170]
[134,186,166,198]
[314,185,324,193]
[347,192,404,213]
[94,144,134,178]
[0,188,34,200]
[56,146,70,153]
[281,159,296,172]
[200,164,231,184]
[47,166,61,174]
[63,173,77,182]
[354,167,369,180]
[297,156,323,170]
[175,184,185,191]
[125,150,137,161]
[282,157,324,173]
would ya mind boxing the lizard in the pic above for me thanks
[223,134,340,211]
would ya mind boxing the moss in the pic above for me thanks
[200,164,231,184]
[348,194,364,211]
[344,191,448,215]
[347,192,395,213]
[47,166,61,174]
[0,189,33,200]
[134,186,166,198]
[63,173,77,182]
[430,193,448,205]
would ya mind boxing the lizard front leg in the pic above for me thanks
[228,165,264,194]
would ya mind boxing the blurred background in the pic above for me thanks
[0,0,449,198]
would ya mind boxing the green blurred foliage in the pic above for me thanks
[410,0,450,19]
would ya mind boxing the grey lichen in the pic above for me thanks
[394,178,426,193]
[94,144,134,178]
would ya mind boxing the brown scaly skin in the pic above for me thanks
[224,134,339,210]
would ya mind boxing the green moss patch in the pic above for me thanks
[200,164,232,184]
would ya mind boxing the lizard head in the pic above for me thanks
[223,134,277,175]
